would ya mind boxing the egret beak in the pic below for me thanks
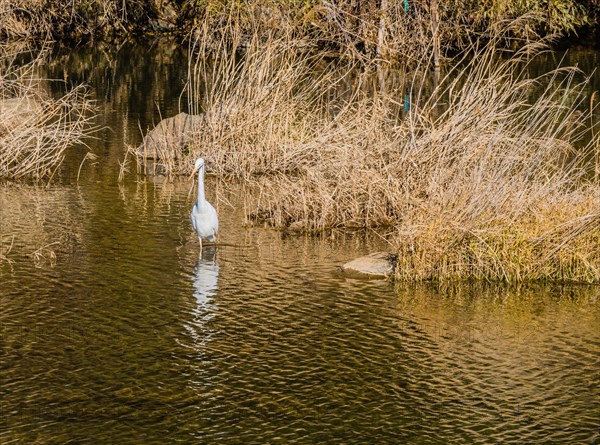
[189,166,197,180]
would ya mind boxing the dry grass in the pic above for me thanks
[180,2,595,64]
[0,0,80,39]
[136,27,600,283]
[1,0,596,65]
[186,34,334,179]
[132,24,352,178]
[0,44,95,180]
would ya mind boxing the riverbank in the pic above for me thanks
[1,4,599,283]
[127,27,600,283]
[0,1,598,59]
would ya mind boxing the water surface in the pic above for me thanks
[1,41,599,444]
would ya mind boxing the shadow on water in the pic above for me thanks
[0,41,599,444]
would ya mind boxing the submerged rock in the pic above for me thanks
[341,252,397,278]
[137,112,206,161]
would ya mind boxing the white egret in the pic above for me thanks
[190,157,218,249]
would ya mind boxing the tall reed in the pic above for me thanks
[179,2,596,63]
[170,24,352,179]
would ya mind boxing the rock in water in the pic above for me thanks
[341,252,397,278]
[137,112,205,161]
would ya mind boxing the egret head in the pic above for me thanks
[190,157,206,180]
[194,157,205,172]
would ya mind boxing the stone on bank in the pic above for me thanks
[341,252,397,279]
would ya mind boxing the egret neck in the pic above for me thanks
[197,164,206,207]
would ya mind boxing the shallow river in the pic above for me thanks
[1,41,599,444]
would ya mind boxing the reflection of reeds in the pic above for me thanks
[0,44,95,180]
[0,183,87,265]
[29,241,59,267]
[392,281,600,370]
[0,233,15,263]
[118,150,131,183]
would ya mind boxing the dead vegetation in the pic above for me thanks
[1,0,597,53]
[0,44,95,180]
[0,0,163,40]
[132,23,600,283]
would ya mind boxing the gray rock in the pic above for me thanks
[341,252,397,278]
[137,112,206,161]
[287,220,307,233]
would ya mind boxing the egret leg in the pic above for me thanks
[198,236,203,251]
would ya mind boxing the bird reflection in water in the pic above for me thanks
[186,246,219,350]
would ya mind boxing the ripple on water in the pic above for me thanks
[1,172,599,445]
